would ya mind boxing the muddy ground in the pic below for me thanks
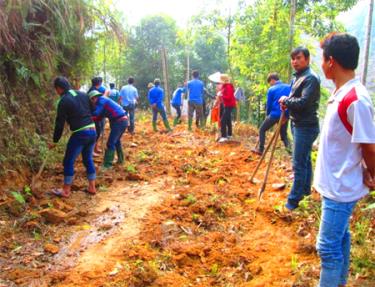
[0,118,373,287]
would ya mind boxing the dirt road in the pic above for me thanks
[1,120,321,287]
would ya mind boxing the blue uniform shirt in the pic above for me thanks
[148,85,164,109]
[266,81,291,118]
[187,79,204,105]
[92,96,126,123]
[171,87,186,106]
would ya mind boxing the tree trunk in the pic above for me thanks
[362,0,374,86]
[186,49,190,83]
[161,47,171,113]
[288,0,297,81]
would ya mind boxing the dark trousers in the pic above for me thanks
[172,104,181,120]
[286,124,319,210]
[258,115,290,152]
[124,104,135,133]
[220,106,233,138]
[107,120,128,151]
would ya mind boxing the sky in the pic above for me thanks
[115,0,247,27]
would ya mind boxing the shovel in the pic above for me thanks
[30,152,49,197]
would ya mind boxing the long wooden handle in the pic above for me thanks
[250,111,285,182]
[258,111,285,199]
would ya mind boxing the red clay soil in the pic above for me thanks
[0,118,365,286]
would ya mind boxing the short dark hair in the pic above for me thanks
[267,73,279,83]
[128,77,134,84]
[97,77,103,84]
[54,76,71,91]
[109,83,115,89]
[291,46,310,59]
[320,32,359,70]
[154,78,160,85]
[91,77,100,86]
[192,70,199,78]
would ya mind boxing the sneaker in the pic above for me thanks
[227,136,233,140]
[218,137,228,143]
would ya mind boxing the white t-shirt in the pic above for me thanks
[313,78,375,202]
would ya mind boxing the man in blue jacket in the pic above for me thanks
[148,78,172,132]
[187,70,204,131]
[89,90,128,168]
[253,73,291,155]
[171,83,186,126]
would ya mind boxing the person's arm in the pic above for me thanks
[53,100,67,143]
[284,76,319,111]
[361,143,375,190]
[92,98,105,121]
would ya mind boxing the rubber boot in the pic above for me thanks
[163,119,172,132]
[116,146,124,164]
[103,149,115,169]
[152,121,158,132]
[173,117,179,126]
[188,118,193,131]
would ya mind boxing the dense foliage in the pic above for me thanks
[0,0,123,174]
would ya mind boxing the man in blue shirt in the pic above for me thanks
[120,77,139,134]
[109,83,120,104]
[171,83,186,126]
[187,70,204,131]
[252,73,291,155]
[89,90,128,168]
[148,78,172,132]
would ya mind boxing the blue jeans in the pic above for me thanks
[286,125,319,210]
[63,129,96,185]
[124,104,135,133]
[152,106,168,122]
[107,119,127,151]
[316,197,357,287]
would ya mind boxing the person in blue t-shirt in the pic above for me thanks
[186,70,204,131]
[171,83,186,126]
[252,73,291,155]
[109,83,121,104]
[120,77,139,134]
[148,78,172,132]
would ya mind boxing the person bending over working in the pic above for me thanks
[314,32,375,287]
[171,83,186,126]
[252,72,291,155]
[89,90,128,168]
[50,76,97,198]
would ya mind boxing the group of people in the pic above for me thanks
[49,32,374,286]
[253,33,375,287]
[148,69,237,141]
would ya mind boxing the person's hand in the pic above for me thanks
[48,143,56,150]
[281,116,288,125]
[363,169,375,190]
[151,104,157,110]
[279,96,288,110]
